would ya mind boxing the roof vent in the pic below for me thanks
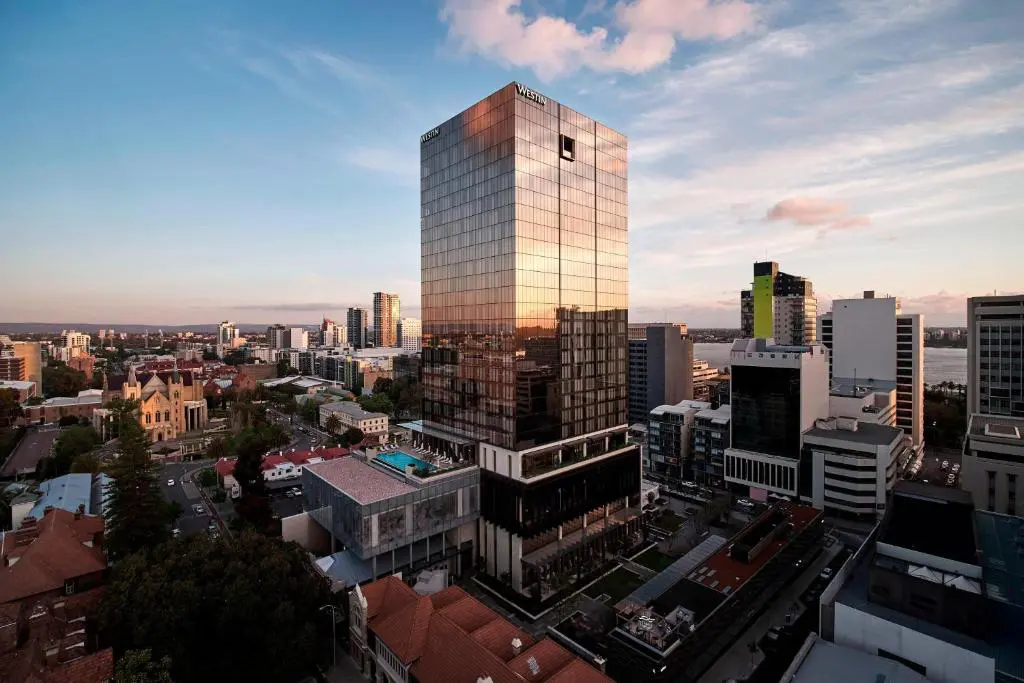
[511,637,522,655]
[477,678,494,683]
[527,656,540,676]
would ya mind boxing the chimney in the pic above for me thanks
[511,638,522,656]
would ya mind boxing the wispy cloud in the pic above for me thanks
[344,146,419,185]
[439,0,756,81]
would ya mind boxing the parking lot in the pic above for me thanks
[909,447,962,489]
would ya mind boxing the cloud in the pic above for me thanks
[439,0,756,80]
[345,147,419,185]
[765,197,870,232]
[231,302,357,312]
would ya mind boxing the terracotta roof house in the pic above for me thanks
[0,509,111,683]
[348,576,613,683]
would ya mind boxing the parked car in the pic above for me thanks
[172,528,181,538]
[167,479,175,486]
[819,567,833,580]
[193,504,206,515]
[737,498,755,509]
[952,463,961,474]
[941,460,950,471]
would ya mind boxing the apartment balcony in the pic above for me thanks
[521,431,632,479]
[521,505,642,569]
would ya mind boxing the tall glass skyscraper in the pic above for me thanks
[420,81,629,449]
[416,82,640,607]
[372,292,400,348]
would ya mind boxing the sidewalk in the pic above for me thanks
[323,656,364,683]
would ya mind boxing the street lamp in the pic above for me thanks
[320,604,337,670]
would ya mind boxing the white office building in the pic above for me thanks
[397,318,422,354]
[802,417,907,520]
[967,295,1024,417]
[724,338,829,499]
[818,291,924,448]
[288,328,309,350]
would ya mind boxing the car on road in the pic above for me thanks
[172,528,181,538]
[819,567,833,580]
[192,504,205,515]
[737,498,755,509]
[167,479,175,486]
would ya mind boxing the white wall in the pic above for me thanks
[800,348,831,432]
[834,602,993,683]
[831,298,898,382]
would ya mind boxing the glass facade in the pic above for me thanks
[421,82,628,451]
[731,365,801,458]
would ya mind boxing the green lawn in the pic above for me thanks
[584,567,645,604]
[633,547,677,572]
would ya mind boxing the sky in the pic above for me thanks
[1,0,1021,328]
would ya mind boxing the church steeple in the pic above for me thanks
[171,358,181,383]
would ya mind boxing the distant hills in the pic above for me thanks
[0,323,287,334]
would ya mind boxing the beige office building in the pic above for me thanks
[961,413,1024,517]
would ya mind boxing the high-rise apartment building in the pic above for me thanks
[0,356,26,383]
[267,324,288,350]
[9,342,42,389]
[628,324,694,424]
[59,330,91,351]
[818,291,924,447]
[372,292,400,348]
[320,318,347,347]
[397,317,421,354]
[347,308,369,349]
[217,321,238,346]
[739,261,816,345]
[288,328,309,350]
[968,295,1024,417]
[415,82,639,605]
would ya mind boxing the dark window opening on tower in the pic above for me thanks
[560,134,575,161]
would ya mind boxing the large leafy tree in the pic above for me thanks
[323,413,341,434]
[42,363,87,397]
[114,649,174,683]
[0,388,23,428]
[104,399,171,559]
[101,532,332,683]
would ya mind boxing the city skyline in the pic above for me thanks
[2,0,1022,327]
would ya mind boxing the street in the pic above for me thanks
[161,461,215,537]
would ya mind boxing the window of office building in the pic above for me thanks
[731,365,801,458]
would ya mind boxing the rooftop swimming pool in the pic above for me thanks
[376,451,436,474]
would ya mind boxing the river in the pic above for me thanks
[694,343,967,387]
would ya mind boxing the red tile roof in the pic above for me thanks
[259,455,290,471]
[214,457,238,478]
[360,576,612,683]
[25,648,113,683]
[0,509,106,604]
[283,446,349,465]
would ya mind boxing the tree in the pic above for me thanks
[299,399,319,424]
[357,393,394,417]
[205,436,232,461]
[201,350,218,361]
[231,429,273,531]
[343,427,364,445]
[0,388,23,428]
[104,399,171,559]
[71,451,101,474]
[42,364,87,398]
[275,358,289,378]
[52,425,100,476]
[100,532,332,683]
[324,413,341,435]
[58,414,80,427]
[90,371,106,390]
[372,377,393,395]
[114,649,174,683]
[198,468,218,488]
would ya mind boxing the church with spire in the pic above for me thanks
[103,359,208,442]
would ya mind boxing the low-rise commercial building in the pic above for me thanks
[691,404,731,488]
[0,379,37,402]
[827,482,1024,682]
[320,402,388,439]
[961,413,1024,516]
[558,502,825,682]
[21,391,104,425]
[646,400,710,485]
[301,452,479,585]
[801,418,907,521]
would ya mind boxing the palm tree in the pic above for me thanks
[324,413,341,435]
